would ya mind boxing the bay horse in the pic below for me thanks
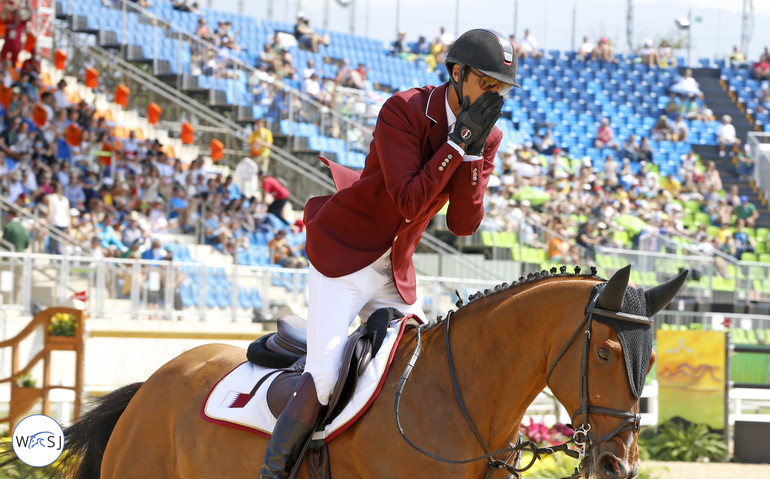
[30,265,686,478]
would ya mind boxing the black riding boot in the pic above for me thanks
[258,373,325,479]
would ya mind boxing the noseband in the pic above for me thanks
[546,293,653,459]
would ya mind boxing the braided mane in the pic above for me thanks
[447,265,600,316]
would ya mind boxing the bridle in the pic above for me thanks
[545,292,653,460]
[394,287,654,479]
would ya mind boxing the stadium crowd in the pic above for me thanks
[1,1,769,275]
[0,32,300,268]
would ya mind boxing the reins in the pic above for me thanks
[394,312,580,479]
[394,284,654,478]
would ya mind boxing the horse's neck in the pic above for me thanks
[422,281,589,448]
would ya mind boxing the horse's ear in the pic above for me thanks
[645,269,689,316]
[597,265,631,311]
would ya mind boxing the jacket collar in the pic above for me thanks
[426,83,450,153]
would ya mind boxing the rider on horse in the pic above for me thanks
[259,29,519,479]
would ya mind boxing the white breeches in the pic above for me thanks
[304,253,425,405]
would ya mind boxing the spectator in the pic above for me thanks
[664,93,683,119]
[5,169,26,203]
[716,114,739,157]
[753,52,770,80]
[577,36,594,61]
[2,209,28,252]
[97,212,127,254]
[639,40,660,68]
[259,170,290,225]
[594,118,619,151]
[248,118,273,175]
[576,221,603,261]
[148,199,169,236]
[64,174,86,211]
[141,237,167,260]
[120,239,144,259]
[650,115,672,141]
[121,210,144,247]
[390,30,409,56]
[172,0,199,14]
[20,49,40,76]
[274,49,296,79]
[294,12,329,53]
[268,229,306,268]
[437,26,454,48]
[257,42,279,72]
[533,128,556,154]
[736,195,759,227]
[594,37,615,63]
[733,218,755,258]
[620,134,641,162]
[0,6,28,66]
[518,29,542,60]
[671,115,689,142]
[193,17,214,45]
[661,173,682,196]
[637,136,652,163]
[220,22,241,53]
[729,45,747,68]
[658,40,677,67]
[736,144,755,180]
[339,62,368,89]
[546,218,574,262]
[302,59,320,80]
[46,182,71,254]
[702,161,723,195]
[302,71,324,102]
[670,68,702,97]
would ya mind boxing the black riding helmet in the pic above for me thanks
[445,29,520,103]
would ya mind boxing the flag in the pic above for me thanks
[71,291,87,302]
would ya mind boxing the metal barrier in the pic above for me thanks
[0,250,507,322]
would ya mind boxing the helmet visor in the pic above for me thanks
[468,68,513,95]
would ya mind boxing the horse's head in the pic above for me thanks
[546,265,687,479]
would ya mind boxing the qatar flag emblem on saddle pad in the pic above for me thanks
[201,316,410,441]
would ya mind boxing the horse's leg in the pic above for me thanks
[101,344,270,479]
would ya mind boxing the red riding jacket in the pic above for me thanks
[304,83,501,304]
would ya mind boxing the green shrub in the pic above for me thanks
[638,420,728,462]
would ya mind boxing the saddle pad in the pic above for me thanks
[201,316,410,441]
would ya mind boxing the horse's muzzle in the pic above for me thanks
[580,452,638,479]
[597,452,634,479]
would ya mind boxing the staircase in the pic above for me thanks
[691,68,770,228]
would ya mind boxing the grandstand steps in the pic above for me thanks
[59,15,245,125]
[692,69,770,228]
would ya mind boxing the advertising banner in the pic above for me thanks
[657,330,726,430]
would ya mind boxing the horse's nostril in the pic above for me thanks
[598,452,629,479]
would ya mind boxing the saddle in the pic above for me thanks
[246,307,400,425]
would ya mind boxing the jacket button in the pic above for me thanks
[447,154,453,159]
[439,166,444,171]
[405,219,411,223]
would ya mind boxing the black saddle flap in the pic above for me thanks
[261,307,403,423]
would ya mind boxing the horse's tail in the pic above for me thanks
[61,382,144,479]
[0,382,143,479]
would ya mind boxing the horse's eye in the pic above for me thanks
[598,348,609,361]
